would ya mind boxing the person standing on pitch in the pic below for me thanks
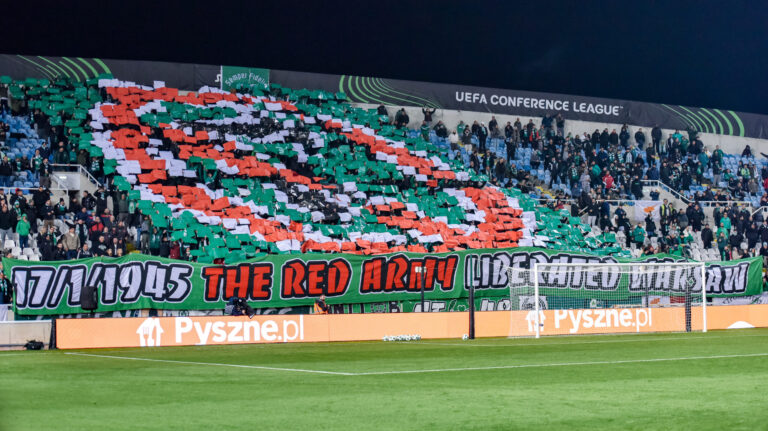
[314,295,329,314]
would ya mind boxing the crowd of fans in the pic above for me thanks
[0,80,765,273]
[377,104,768,261]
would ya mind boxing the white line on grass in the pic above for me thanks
[407,333,768,348]
[353,352,768,376]
[65,351,768,377]
[64,352,355,376]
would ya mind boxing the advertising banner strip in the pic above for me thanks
[55,304,768,349]
[4,248,761,315]
[1,54,767,137]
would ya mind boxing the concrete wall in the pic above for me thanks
[0,321,51,349]
[357,103,767,156]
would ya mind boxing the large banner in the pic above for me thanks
[4,248,762,315]
[55,304,768,349]
[1,54,767,138]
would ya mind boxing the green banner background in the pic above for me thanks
[4,248,762,315]
[220,65,270,91]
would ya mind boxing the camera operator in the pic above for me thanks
[225,297,255,318]
[314,295,329,314]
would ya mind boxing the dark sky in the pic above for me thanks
[2,1,767,114]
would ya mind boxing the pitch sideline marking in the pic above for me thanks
[353,352,768,375]
[405,333,768,348]
[65,351,768,377]
[64,352,355,376]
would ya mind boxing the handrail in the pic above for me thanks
[7,187,67,192]
[50,163,102,187]
[641,179,755,208]
[752,206,768,216]
[641,180,690,203]
[51,173,68,193]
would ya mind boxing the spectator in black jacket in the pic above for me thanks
[760,220,768,244]
[489,116,499,137]
[38,227,56,261]
[421,107,436,125]
[609,129,619,147]
[159,235,171,258]
[634,128,646,149]
[477,122,488,152]
[54,198,68,218]
[651,125,662,151]
[746,222,760,249]
[69,197,82,215]
[77,243,93,259]
[729,231,744,249]
[701,224,713,249]
[599,129,609,148]
[39,159,53,188]
[93,235,108,256]
[52,242,67,261]
[394,108,409,128]
[432,121,448,139]
[81,191,96,211]
[41,200,55,232]
[0,157,12,188]
[0,205,16,245]
[94,186,107,215]
[75,219,88,245]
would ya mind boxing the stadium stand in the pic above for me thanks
[0,73,765,275]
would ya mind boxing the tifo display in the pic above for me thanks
[0,55,765,343]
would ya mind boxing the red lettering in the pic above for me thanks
[282,261,306,297]
[224,265,250,299]
[202,267,225,300]
[424,257,438,290]
[251,265,271,299]
[307,262,325,296]
[408,261,424,291]
[361,258,384,292]
[327,260,351,295]
[436,256,458,290]
[384,256,408,291]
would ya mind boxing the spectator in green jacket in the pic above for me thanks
[721,215,732,233]
[16,214,29,249]
[717,231,728,260]
[632,225,646,248]
[149,227,161,256]
[419,121,430,140]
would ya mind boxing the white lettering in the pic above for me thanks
[262,320,278,341]
[583,310,594,328]
[594,309,605,328]
[283,319,300,341]
[244,321,260,341]
[227,322,244,342]
[194,322,212,345]
[176,317,193,343]
[211,321,227,342]
[619,309,632,327]
[555,309,568,329]
[636,309,650,332]
[569,310,582,334]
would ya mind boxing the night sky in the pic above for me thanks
[1,1,766,114]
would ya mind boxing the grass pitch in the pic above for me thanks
[2,329,768,430]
